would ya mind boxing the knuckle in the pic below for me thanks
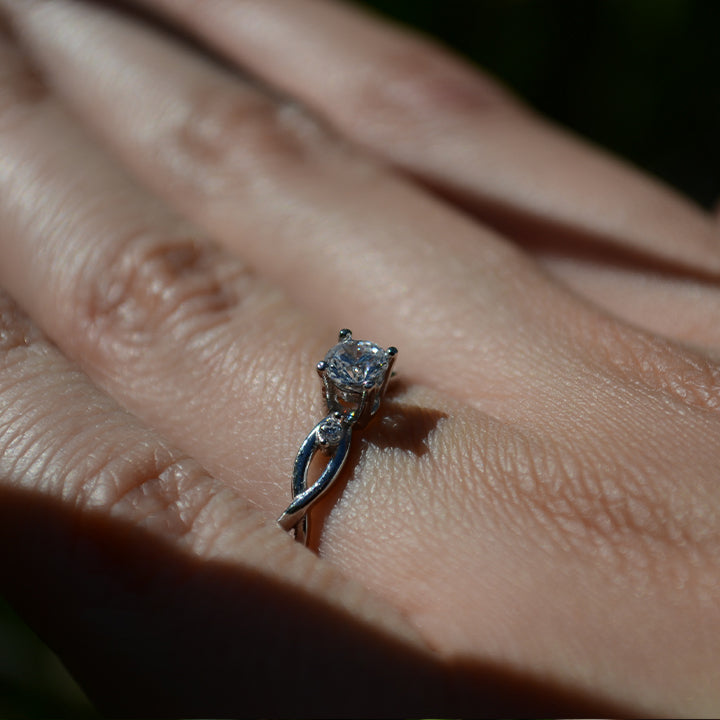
[73,230,244,360]
[0,291,42,357]
[0,25,49,129]
[349,42,508,124]
[83,446,263,556]
[166,83,332,195]
[457,412,709,560]
[79,447,215,538]
[594,319,720,413]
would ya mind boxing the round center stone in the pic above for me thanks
[324,340,388,390]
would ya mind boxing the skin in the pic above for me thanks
[0,0,718,716]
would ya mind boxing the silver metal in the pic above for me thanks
[278,330,397,545]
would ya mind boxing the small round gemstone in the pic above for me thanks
[324,339,388,391]
[317,417,344,446]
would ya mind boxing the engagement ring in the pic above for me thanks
[278,329,397,545]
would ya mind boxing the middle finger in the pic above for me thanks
[3,0,607,419]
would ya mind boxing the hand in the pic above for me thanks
[0,0,718,716]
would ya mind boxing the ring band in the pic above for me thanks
[278,329,397,545]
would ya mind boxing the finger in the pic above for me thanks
[0,290,457,716]
[542,254,720,352]
[12,0,720,364]
[0,291,279,567]
[0,20,330,513]
[1,0,679,418]
[128,0,720,272]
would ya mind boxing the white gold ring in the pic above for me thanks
[278,329,397,545]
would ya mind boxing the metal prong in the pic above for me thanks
[316,360,327,376]
[338,328,352,342]
[352,388,368,423]
[380,347,398,396]
[385,348,398,375]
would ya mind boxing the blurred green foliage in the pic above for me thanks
[1,1,717,718]
[0,597,97,718]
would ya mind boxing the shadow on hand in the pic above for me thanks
[366,395,443,457]
[304,395,447,547]
[425,176,720,282]
[0,486,637,718]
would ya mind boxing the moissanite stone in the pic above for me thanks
[324,339,388,391]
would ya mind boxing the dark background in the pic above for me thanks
[365,0,720,209]
[1,1,718,717]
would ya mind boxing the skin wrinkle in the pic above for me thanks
[165,80,345,201]
[11,153,316,500]
[71,229,240,361]
[108,456,216,541]
[185,489,250,559]
[49,410,126,508]
[480,430,590,555]
[146,0,518,126]
[339,36,518,130]
[549,441,716,580]
[0,311,244,555]
[0,298,219,535]
[0,360,87,496]
[11,394,112,501]
[379,420,717,693]
[0,59,258,382]
[452,410,717,582]
[550,450,662,554]
[0,5,680,476]
[440,420,500,517]
[586,314,720,414]
[0,417,36,486]
[73,436,178,512]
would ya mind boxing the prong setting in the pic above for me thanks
[280,330,398,544]
[320,331,398,428]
